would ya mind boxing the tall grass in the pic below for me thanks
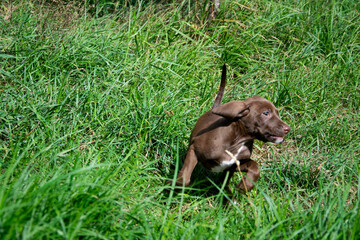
[0,0,359,239]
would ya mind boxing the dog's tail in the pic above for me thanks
[212,64,226,109]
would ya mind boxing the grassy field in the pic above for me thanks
[1,0,359,239]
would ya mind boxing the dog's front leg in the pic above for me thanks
[236,160,260,193]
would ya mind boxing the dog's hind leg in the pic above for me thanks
[175,145,198,187]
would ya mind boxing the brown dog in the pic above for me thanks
[172,65,290,195]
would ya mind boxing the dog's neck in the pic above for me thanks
[232,120,255,143]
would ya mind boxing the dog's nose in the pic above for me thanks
[283,125,291,134]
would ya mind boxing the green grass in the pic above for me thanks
[0,0,359,239]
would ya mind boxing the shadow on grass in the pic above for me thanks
[162,151,234,201]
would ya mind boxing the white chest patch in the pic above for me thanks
[234,144,245,158]
[210,142,247,173]
[211,159,236,173]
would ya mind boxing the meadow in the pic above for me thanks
[0,0,359,239]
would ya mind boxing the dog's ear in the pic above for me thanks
[212,101,249,119]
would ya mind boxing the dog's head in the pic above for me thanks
[243,96,290,143]
[212,97,290,143]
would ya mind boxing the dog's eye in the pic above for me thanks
[263,111,270,116]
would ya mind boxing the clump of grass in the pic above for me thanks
[1,0,359,239]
